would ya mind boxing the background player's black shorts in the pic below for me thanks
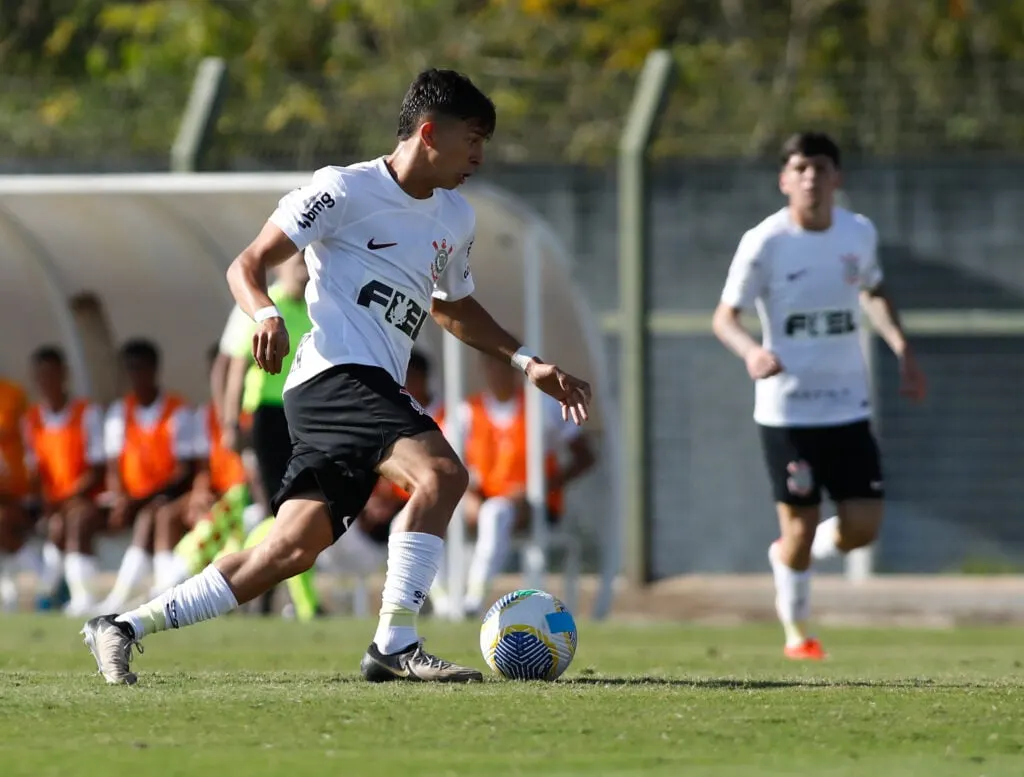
[757,419,884,507]
[271,364,440,541]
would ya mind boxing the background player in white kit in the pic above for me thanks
[712,132,926,659]
[82,68,591,684]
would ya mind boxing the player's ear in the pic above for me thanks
[778,170,789,196]
[419,120,438,149]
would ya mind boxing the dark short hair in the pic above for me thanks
[31,345,65,366]
[408,349,431,376]
[397,68,496,141]
[120,338,160,369]
[780,131,841,169]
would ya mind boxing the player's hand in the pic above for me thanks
[744,347,783,380]
[525,362,591,425]
[898,346,927,402]
[188,487,217,521]
[252,316,290,374]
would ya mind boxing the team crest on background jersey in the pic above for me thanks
[840,253,860,285]
[431,239,450,281]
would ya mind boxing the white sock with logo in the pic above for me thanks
[373,532,444,654]
[811,515,842,561]
[118,565,238,639]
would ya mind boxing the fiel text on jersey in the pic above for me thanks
[358,280,429,341]
[297,192,336,229]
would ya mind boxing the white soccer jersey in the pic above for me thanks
[269,158,476,391]
[720,207,882,428]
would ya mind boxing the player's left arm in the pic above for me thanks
[430,232,591,425]
[857,221,926,401]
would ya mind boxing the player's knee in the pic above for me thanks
[418,456,469,509]
[264,534,319,578]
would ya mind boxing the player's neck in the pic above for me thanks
[384,147,436,200]
[132,388,159,406]
[43,393,69,413]
[789,205,833,232]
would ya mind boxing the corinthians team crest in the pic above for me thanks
[431,239,450,281]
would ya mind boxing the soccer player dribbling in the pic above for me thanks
[83,68,592,685]
[712,131,926,659]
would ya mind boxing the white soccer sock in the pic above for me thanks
[0,553,15,610]
[464,497,516,613]
[117,565,238,639]
[104,546,152,609]
[769,544,811,647]
[373,532,444,654]
[38,542,64,596]
[811,515,842,561]
[151,550,191,594]
[65,552,99,606]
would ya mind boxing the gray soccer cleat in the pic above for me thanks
[81,615,143,685]
[360,639,483,683]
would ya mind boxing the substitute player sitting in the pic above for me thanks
[22,346,106,615]
[96,339,195,614]
[439,351,594,618]
[712,131,926,660]
[84,68,591,685]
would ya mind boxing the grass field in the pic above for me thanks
[1,614,1022,776]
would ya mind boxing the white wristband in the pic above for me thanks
[253,305,282,322]
[511,346,538,373]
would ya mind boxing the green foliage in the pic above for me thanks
[2,0,1024,167]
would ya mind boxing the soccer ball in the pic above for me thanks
[479,589,578,681]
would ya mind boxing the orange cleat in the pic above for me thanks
[784,638,827,660]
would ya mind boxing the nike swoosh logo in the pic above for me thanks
[367,238,398,251]
[786,270,808,282]
[369,655,410,677]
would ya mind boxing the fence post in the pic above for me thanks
[618,50,675,586]
[171,57,228,173]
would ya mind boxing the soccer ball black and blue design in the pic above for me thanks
[479,589,578,681]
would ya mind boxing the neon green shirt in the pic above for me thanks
[229,283,313,411]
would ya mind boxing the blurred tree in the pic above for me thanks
[1,0,1023,167]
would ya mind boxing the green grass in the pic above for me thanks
[1,615,1023,776]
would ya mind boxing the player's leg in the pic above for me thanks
[63,497,102,615]
[83,491,334,684]
[150,494,192,597]
[35,509,67,608]
[251,403,293,616]
[811,420,885,561]
[463,495,518,617]
[362,428,479,681]
[759,424,826,659]
[96,500,154,613]
[0,500,30,610]
[429,488,480,618]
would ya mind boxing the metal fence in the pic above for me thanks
[5,62,1024,578]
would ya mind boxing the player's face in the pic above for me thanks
[32,360,65,401]
[780,153,840,213]
[124,358,157,397]
[423,118,487,190]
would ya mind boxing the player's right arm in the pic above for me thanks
[226,169,348,374]
[712,229,782,380]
